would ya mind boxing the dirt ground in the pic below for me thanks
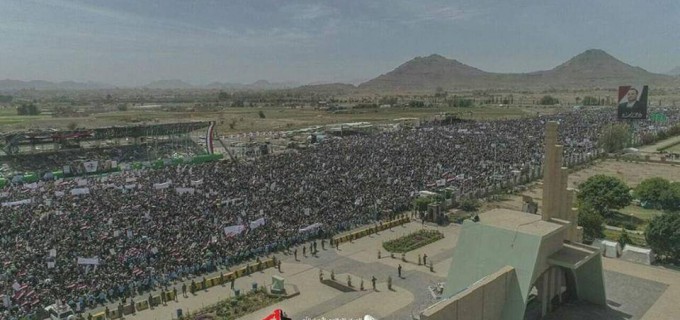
[0,105,562,133]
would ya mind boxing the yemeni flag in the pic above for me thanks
[206,121,215,154]
[262,309,291,320]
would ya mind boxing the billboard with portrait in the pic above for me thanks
[617,85,648,120]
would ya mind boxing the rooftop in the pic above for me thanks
[478,208,565,237]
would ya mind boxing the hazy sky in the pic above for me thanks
[1,0,679,86]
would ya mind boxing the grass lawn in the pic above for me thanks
[607,206,664,230]
[664,142,680,153]
[603,229,648,247]
[618,205,663,221]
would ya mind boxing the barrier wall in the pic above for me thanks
[87,257,274,319]
[332,216,410,246]
[0,154,224,183]
[420,266,515,320]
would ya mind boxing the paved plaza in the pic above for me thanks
[94,217,680,320]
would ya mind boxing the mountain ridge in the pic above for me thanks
[2,50,678,92]
[359,49,680,91]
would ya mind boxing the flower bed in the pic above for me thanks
[382,229,444,253]
[183,289,287,320]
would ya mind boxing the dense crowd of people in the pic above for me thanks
[0,140,204,173]
[1,107,679,319]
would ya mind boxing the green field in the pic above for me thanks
[618,205,664,222]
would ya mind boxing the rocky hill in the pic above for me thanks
[359,49,680,91]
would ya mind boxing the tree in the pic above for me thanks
[618,229,632,247]
[258,110,266,119]
[645,212,680,262]
[635,178,680,211]
[539,95,559,105]
[218,91,230,101]
[578,205,605,241]
[378,96,398,106]
[434,87,448,100]
[231,99,244,108]
[599,123,630,153]
[67,121,78,131]
[577,175,631,215]
[414,197,432,212]
[448,98,474,108]
[460,199,480,212]
[17,102,40,115]
[0,95,12,103]
[582,96,600,106]
[117,103,129,111]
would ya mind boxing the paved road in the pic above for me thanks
[84,219,680,320]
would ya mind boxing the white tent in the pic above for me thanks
[621,245,654,265]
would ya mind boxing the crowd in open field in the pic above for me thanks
[1,107,680,319]
[1,140,204,174]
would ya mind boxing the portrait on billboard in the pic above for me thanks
[617,85,648,120]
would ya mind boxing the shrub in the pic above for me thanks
[460,199,480,212]
[382,229,444,253]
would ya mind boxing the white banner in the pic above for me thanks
[250,217,266,230]
[175,187,195,195]
[70,188,90,196]
[436,179,446,187]
[190,179,203,186]
[153,182,171,190]
[125,177,137,183]
[83,161,98,173]
[1,199,33,207]
[299,222,323,233]
[76,179,88,186]
[223,225,245,237]
[77,257,100,265]
[49,249,56,257]
[124,184,137,190]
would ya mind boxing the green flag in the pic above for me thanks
[650,113,667,122]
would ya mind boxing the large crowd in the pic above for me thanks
[1,140,204,173]
[1,107,679,319]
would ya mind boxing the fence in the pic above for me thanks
[332,216,410,246]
